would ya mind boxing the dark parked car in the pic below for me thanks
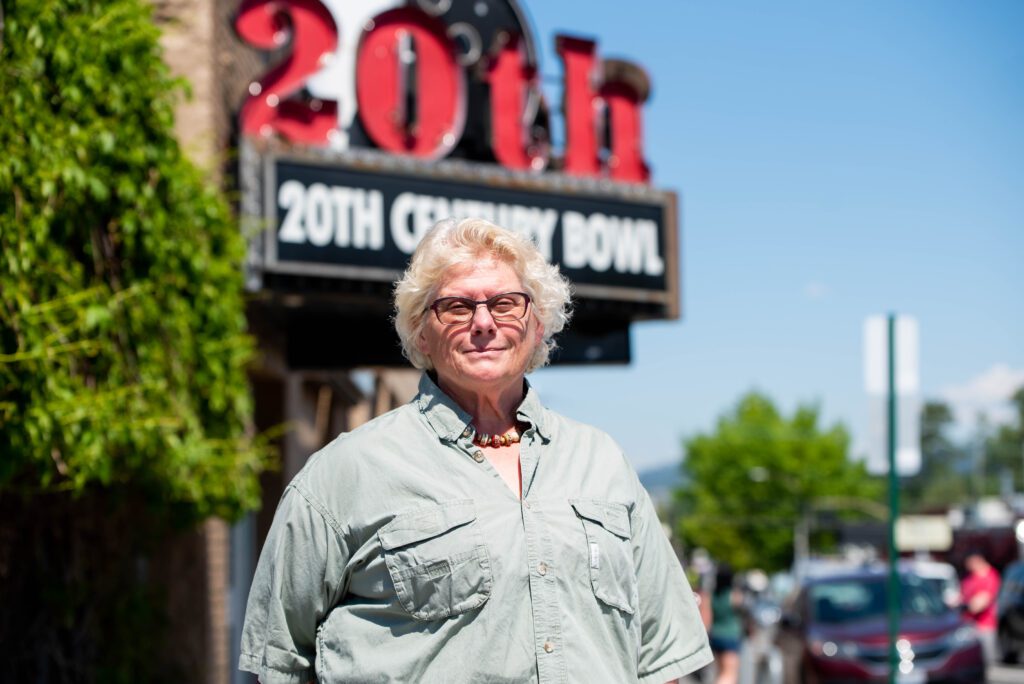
[997,560,1024,663]
[775,566,985,683]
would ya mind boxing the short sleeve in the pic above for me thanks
[629,470,713,683]
[239,485,350,684]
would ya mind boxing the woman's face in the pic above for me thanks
[417,257,543,395]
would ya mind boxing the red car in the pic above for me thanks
[775,566,985,683]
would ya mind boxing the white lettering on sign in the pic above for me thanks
[391,192,560,258]
[278,180,307,243]
[279,182,664,278]
[324,187,384,249]
[304,183,333,246]
[277,180,384,249]
[561,210,663,276]
[389,192,432,253]
[352,189,385,249]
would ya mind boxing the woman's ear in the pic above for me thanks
[416,325,432,357]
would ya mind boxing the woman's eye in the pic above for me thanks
[447,302,473,315]
[491,300,515,312]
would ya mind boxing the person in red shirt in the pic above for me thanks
[961,550,1001,662]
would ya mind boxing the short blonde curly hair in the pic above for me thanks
[394,218,572,373]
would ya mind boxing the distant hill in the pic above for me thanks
[638,462,685,507]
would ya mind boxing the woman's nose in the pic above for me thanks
[470,303,496,333]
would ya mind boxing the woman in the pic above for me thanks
[239,218,712,683]
[707,565,743,684]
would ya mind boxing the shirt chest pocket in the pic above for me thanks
[570,499,638,615]
[377,499,492,621]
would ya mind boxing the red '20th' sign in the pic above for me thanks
[235,0,652,183]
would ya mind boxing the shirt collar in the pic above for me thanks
[415,372,549,442]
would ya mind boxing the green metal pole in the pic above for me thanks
[887,313,901,684]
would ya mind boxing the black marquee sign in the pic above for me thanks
[241,143,679,318]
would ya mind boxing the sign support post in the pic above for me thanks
[887,313,900,684]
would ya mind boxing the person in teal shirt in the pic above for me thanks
[708,564,743,684]
[239,218,712,683]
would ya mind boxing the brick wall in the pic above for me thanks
[154,3,233,682]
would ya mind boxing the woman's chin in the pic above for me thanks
[454,358,522,384]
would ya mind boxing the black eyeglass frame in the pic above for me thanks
[427,291,533,325]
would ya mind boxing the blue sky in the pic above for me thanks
[519,0,1024,471]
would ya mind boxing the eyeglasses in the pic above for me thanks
[428,292,532,325]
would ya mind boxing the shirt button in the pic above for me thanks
[472,450,485,462]
[462,427,472,438]
[543,641,554,654]
[538,562,548,576]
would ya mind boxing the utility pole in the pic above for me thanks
[886,313,901,684]
[865,313,918,684]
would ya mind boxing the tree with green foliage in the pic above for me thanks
[0,0,271,679]
[675,392,882,572]
[903,401,971,511]
[0,0,268,517]
[986,386,1024,491]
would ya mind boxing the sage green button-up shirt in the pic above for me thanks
[239,374,712,684]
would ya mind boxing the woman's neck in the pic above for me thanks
[436,374,524,434]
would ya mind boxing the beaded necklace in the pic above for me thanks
[471,429,521,448]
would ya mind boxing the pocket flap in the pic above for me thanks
[570,499,631,539]
[378,500,477,550]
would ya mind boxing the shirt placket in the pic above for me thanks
[519,428,567,684]
[456,427,522,500]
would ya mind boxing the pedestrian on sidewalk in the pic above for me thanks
[961,549,1001,663]
[708,564,744,684]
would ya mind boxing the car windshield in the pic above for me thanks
[810,575,947,624]
[919,577,944,597]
